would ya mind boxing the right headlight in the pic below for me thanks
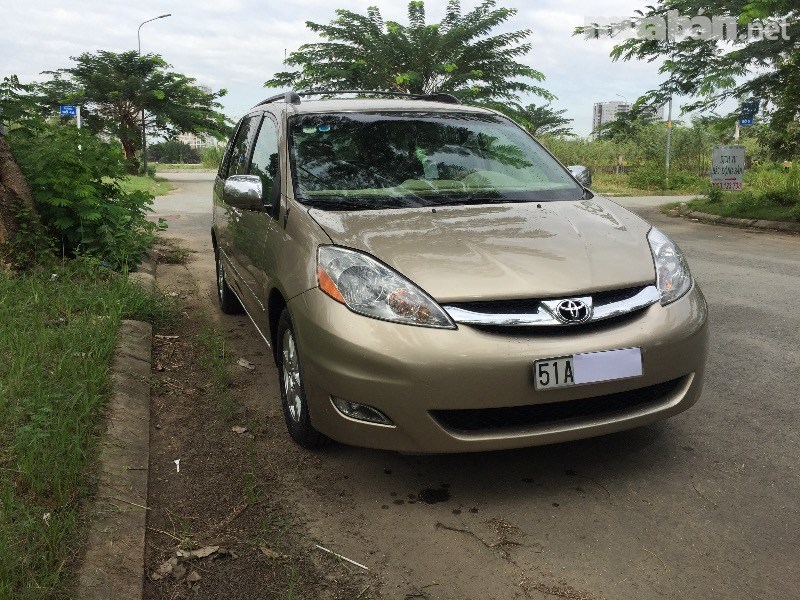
[647,227,693,305]
[317,245,456,329]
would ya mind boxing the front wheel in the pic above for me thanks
[276,309,328,449]
[215,247,242,314]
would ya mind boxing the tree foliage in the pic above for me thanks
[500,103,575,137]
[9,123,165,269]
[2,75,165,269]
[266,0,551,104]
[38,51,231,169]
[581,0,800,159]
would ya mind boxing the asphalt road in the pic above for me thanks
[153,172,800,600]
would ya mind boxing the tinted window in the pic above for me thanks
[249,117,279,195]
[226,115,259,177]
[288,112,582,210]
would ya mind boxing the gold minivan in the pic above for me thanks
[212,91,708,453]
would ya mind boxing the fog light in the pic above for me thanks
[331,397,393,425]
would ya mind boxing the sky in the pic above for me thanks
[1,0,729,136]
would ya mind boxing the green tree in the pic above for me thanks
[502,102,575,137]
[581,1,800,159]
[266,0,552,104]
[38,51,231,170]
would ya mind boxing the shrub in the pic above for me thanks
[628,163,705,191]
[148,139,201,164]
[9,124,165,270]
[201,145,224,169]
[706,187,724,204]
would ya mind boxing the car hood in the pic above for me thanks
[307,198,656,302]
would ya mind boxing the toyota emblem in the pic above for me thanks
[556,299,591,323]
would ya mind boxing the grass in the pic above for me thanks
[678,194,800,222]
[117,175,174,197]
[153,163,214,172]
[591,172,702,197]
[195,325,237,423]
[0,260,175,598]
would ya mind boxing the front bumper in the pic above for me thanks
[289,285,709,453]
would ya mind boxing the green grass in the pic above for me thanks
[591,172,702,197]
[153,163,214,172]
[0,260,175,598]
[683,195,800,222]
[117,175,174,197]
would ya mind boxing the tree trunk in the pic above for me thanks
[0,135,43,269]
[120,135,140,174]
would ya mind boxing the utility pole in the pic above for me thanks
[138,13,171,175]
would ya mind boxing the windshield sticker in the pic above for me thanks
[318,124,331,132]
[302,126,317,134]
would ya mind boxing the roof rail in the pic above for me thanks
[256,89,461,107]
[255,91,302,106]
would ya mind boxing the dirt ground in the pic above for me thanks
[143,242,375,600]
[142,173,800,600]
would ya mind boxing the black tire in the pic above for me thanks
[215,246,243,314]
[276,309,329,449]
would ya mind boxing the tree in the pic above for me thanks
[503,103,574,137]
[0,76,46,270]
[266,0,552,104]
[38,51,231,170]
[582,1,800,158]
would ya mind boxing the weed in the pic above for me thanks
[0,261,174,596]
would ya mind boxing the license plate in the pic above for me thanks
[534,347,643,390]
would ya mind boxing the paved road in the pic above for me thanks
[153,173,800,599]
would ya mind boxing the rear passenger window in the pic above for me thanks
[226,115,259,177]
[249,118,279,195]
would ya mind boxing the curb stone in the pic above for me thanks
[687,211,800,232]
[76,320,152,600]
[129,256,156,292]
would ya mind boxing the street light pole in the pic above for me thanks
[138,13,171,175]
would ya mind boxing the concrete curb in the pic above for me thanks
[129,257,156,292]
[76,320,152,600]
[687,210,800,233]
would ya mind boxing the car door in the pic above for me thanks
[234,114,283,332]
[215,113,262,313]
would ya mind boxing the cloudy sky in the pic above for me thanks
[2,0,715,135]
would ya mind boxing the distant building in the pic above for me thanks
[177,84,223,149]
[591,101,665,139]
[177,131,222,150]
[592,101,630,136]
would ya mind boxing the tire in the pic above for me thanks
[276,309,329,449]
[215,246,243,314]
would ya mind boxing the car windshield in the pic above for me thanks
[288,111,583,210]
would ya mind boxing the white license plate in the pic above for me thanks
[533,347,643,390]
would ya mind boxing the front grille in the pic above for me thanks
[447,286,646,315]
[430,377,685,434]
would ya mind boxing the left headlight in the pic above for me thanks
[647,227,693,305]
[317,245,456,329]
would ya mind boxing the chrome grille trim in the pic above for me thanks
[443,285,660,327]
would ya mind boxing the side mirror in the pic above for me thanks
[223,175,264,211]
[568,165,592,187]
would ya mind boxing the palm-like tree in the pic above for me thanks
[266,0,552,104]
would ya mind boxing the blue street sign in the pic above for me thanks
[739,116,754,126]
[59,105,77,117]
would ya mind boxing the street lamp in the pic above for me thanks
[138,13,171,175]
